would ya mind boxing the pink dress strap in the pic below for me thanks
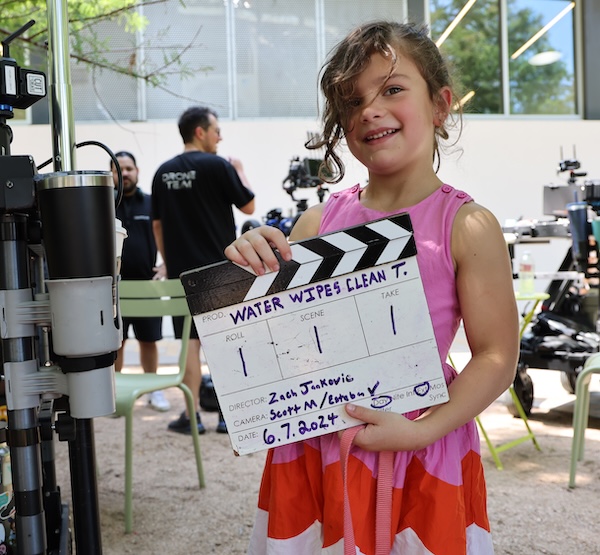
[340,426,394,555]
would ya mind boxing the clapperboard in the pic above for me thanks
[181,214,448,455]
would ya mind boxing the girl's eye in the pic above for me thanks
[385,86,403,96]
[348,98,362,108]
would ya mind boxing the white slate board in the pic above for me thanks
[181,214,448,455]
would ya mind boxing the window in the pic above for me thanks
[234,1,319,118]
[67,0,406,122]
[39,0,580,122]
[508,0,575,114]
[431,0,502,114]
[430,0,577,115]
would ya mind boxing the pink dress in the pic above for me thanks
[247,184,494,555]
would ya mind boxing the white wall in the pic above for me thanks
[10,117,600,275]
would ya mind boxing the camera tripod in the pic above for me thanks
[1,5,122,554]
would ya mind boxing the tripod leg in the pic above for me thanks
[67,417,102,554]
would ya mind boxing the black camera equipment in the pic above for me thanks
[558,158,587,185]
[242,156,329,236]
[1,12,125,555]
[506,155,600,415]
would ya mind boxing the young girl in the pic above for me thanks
[225,21,519,555]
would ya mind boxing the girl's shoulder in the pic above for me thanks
[289,203,325,241]
[452,200,504,250]
[438,184,473,204]
[455,199,497,224]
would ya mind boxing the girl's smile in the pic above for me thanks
[363,127,400,143]
[345,52,440,181]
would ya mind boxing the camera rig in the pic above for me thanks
[1,11,124,555]
[282,156,328,203]
[243,156,329,236]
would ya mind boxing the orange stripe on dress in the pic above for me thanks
[461,449,491,532]
[398,450,490,554]
[262,445,326,540]
[256,445,489,553]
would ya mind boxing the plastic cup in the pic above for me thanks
[115,218,128,274]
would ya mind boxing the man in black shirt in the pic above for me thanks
[152,107,255,434]
[112,151,170,412]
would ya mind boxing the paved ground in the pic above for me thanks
[93,329,600,554]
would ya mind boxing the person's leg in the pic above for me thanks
[115,318,132,372]
[138,341,159,374]
[132,317,162,369]
[115,340,126,372]
[141,339,170,411]
[133,317,169,411]
[168,316,205,433]
[191,341,227,432]
[183,338,202,416]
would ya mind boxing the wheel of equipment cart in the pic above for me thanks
[241,219,262,234]
[507,363,534,417]
[560,367,581,395]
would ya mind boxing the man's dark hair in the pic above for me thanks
[111,151,137,168]
[178,106,219,143]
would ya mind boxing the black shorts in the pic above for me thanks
[173,316,198,340]
[122,317,163,342]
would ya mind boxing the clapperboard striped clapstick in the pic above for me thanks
[181,214,448,455]
[182,213,416,313]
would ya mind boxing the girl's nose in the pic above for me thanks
[360,98,384,122]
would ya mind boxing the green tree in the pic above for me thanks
[430,0,573,115]
[0,0,199,87]
[507,3,573,114]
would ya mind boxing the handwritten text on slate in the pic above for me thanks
[194,257,448,455]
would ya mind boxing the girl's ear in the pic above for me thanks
[434,87,453,127]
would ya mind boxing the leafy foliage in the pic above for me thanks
[430,0,573,115]
[0,0,196,87]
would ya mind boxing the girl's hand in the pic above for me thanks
[225,226,292,275]
[345,404,426,452]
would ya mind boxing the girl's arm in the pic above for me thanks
[347,202,520,451]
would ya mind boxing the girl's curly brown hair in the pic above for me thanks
[308,20,462,183]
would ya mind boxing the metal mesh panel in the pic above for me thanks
[143,0,230,119]
[323,1,407,55]
[70,20,140,122]
[69,0,406,122]
[235,1,319,118]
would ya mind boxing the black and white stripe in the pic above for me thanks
[181,213,416,315]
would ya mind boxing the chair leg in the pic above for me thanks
[569,365,596,488]
[124,408,134,533]
[180,383,206,488]
[577,379,593,461]
[507,386,541,451]
[476,416,503,470]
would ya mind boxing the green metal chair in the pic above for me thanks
[448,351,541,471]
[115,279,205,533]
[569,351,600,488]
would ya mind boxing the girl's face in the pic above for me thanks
[344,52,447,180]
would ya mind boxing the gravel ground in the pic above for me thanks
[52,366,600,554]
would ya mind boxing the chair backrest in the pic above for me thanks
[119,279,189,318]
[118,279,192,374]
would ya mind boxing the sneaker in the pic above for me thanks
[147,390,171,412]
[167,411,206,435]
[216,411,227,434]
